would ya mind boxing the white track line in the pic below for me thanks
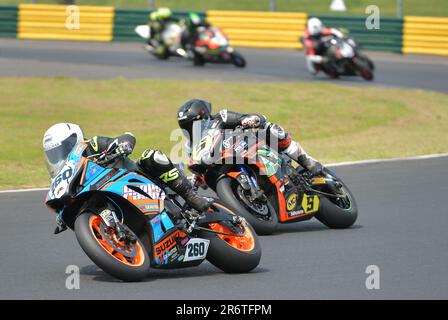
[1,153,447,194]
[326,152,448,167]
[0,187,48,193]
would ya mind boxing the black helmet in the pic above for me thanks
[177,99,212,140]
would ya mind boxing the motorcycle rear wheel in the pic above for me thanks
[75,211,150,282]
[200,202,261,273]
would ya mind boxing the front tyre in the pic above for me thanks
[217,177,278,235]
[74,212,150,282]
[360,68,374,81]
[315,179,358,229]
[152,44,170,60]
[230,52,246,68]
[354,57,374,81]
[201,202,261,273]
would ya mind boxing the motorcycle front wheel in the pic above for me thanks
[354,56,374,81]
[75,211,150,282]
[314,171,358,229]
[230,52,246,68]
[217,177,278,235]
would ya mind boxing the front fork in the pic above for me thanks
[236,166,265,202]
[98,197,136,243]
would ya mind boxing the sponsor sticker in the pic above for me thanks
[286,193,298,211]
[122,184,165,201]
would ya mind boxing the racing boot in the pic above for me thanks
[167,172,211,213]
[137,149,211,212]
[283,140,324,176]
[266,123,325,176]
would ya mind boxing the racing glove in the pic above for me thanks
[240,114,266,129]
[115,141,133,156]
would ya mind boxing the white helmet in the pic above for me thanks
[307,17,323,36]
[43,123,84,178]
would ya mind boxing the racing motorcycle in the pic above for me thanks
[190,26,246,68]
[135,23,188,60]
[188,120,358,235]
[45,141,260,281]
[301,35,374,81]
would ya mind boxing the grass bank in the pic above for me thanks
[0,77,447,189]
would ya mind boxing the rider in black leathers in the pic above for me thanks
[176,99,325,178]
[181,12,210,49]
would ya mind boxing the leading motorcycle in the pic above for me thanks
[188,120,358,235]
[301,34,375,81]
[45,141,261,281]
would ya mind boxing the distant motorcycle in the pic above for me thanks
[301,35,375,81]
[190,26,246,68]
[135,23,188,59]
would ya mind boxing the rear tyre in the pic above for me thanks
[200,202,261,273]
[193,51,205,66]
[216,177,278,235]
[75,211,150,282]
[230,52,246,68]
[315,180,358,229]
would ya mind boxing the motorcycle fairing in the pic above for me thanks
[46,143,90,202]
[79,165,209,268]
[98,172,166,215]
[257,147,281,177]
[45,144,212,269]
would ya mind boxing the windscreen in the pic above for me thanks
[44,133,78,178]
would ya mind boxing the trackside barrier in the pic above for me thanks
[113,9,205,41]
[2,5,448,56]
[313,15,403,52]
[402,16,448,56]
[206,10,307,49]
[17,4,114,42]
[0,5,17,38]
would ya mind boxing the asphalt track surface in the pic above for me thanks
[1,39,448,92]
[1,156,448,299]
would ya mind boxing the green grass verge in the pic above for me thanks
[1,0,448,17]
[1,77,447,189]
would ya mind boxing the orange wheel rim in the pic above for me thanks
[89,215,145,267]
[209,222,255,252]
